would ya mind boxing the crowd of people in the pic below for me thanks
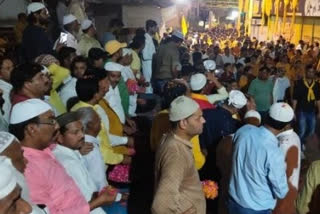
[1,1,320,214]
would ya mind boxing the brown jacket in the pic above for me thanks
[152,133,206,214]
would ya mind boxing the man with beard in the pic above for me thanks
[21,3,54,62]
[152,96,206,214]
[9,99,116,214]
[10,63,50,106]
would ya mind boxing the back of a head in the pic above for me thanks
[58,46,76,64]
[56,111,79,134]
[76,107,97,131]
[76,78,99,102]
[265,102,294,130]
[162,80,188,109]
[146,19,157,31]
[109,18,123,29]
[10,63,42,93]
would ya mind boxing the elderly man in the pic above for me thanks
[8,99,117,214]
[0,156,32,214]
[228,102,293,213]
[0,132,44,214]
[152,96,206,214]
[78,19,102,57]
[54,14,80,52]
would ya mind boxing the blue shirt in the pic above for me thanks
[229,125,288,211]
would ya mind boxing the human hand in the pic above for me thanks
[79,142,94,155]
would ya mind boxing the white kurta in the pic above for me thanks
[104,86,125,124]
[83,135,108,191]
[277,129,301,189]
[54,31,79,54]
[53,145,106,214]
[0,79,12,123]
[59,76,77,106]
[142,33,155,93]
[272,76,290,103]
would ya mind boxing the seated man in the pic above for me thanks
[0,131,45,214]
[9,99,117,214]
[54,112,122,214]
[0,156,32,214]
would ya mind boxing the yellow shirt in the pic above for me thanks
[47,63,70,114]
[71,101,124,164]
[130,50,141,76]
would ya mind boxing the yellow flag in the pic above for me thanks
[282,0,290,34]
[181,15,188,36]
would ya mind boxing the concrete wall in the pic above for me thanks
[0,0,27,26]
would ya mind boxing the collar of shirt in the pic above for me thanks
[11,93,31,106]
[173,134,193,149]
[22,146,56,160]
[260,126,278,144]
[277,129,294,139]
[85,134,99,145]
[54,144,82,160]
[0,79,12,91]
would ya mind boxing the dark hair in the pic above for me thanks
[18,13,26,20]
[146,20,157,31]
[64,22,74,32]
[9,116,39,141]
[109,19,124,28]
[259,66,270,73]
[129,36,145,50]
[85,68,107,81]
[265,115,291,130]
[224,63,232,69]
[10,63,42,92]
[75,78,99,102]
[0,56,13,69]
[70,56,87,77]
[135,28,146,37]
[305,64,314,71]
[58,46,76,65]
[56,112,79,134]
[162,81,187,109]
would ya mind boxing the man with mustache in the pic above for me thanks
[21,2,53,62]
[10,63,50,106]
[9,99,116,214]
[53,112,119,214]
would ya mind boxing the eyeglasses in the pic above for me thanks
[38,118,57,126]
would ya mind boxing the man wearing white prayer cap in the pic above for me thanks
[78,19,102,57]
[54,14,79,52]
[0,156,32,214]
[189,72,229,110]
[152,96,206,214]
[9,98,113,214]
[228,102,294,213]
[22,2,52,61]
[0,132,45,214]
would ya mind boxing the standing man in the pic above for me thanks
[142,20,157,93]
[152,96,206,214]
[228,102,293,214]
[153,31,184,95]
[21,2,52,61]
[248,66,274,122]
[292,64,320,150]
[78,19,102,57]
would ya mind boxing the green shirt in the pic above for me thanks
[118,77,129,116]
[248,78,273,112]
